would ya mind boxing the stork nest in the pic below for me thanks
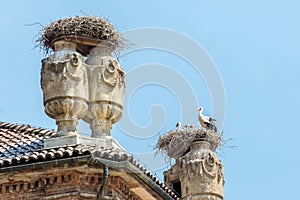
[156,127,222,159]
[36,16,126,54]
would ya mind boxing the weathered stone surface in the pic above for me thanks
[183,194,223,200]
[44,134,125,150]
[164,132,224,200]
[41,40,125,139]
[41,40,89,136]
[0,161,167,200]
[84,43,125,137]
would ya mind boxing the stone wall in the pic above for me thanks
[0,162,156,200]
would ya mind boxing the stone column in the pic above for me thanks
[84,42,125,137]
[41,40,89,136]
[163,130,224,200]
[179,140,224,200]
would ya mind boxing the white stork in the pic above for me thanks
[198,107,217,132]
[176,122,181,130]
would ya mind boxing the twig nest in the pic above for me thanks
[37,16,126,55]
[156,128,222,159]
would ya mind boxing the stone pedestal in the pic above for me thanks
[44,134,125,150]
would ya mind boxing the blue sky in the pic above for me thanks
[1,1,300,199]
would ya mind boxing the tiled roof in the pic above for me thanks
[0,122,130,167]
[0,122,55,161]
[0,121,180,200]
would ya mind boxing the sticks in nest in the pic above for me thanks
[36,16,127,54]
[155,128,223,159]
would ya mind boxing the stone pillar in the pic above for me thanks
[163,130,224,200]
[180,140,224,200]
[84,42,125,137]
[41,40,89,136]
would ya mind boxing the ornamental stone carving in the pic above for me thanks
[163,130,224,200]
[179,141,224,200]
[41,40,89,136]
[39,17,126,143]
[84,43,125,137]
[41,40,125,138]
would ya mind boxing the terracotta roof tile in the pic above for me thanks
[0,122,128,166]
